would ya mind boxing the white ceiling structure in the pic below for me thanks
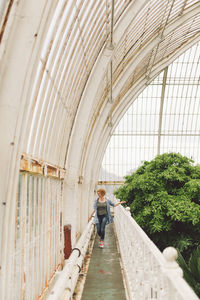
[0,1,200,292]
[0,0,199,183]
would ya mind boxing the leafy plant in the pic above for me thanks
[177,247,200,297]
[114,153,200,259]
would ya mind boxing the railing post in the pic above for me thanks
[125,206,131,216]
[163,247,183,276]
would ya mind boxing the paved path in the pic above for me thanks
[81,223,127,300]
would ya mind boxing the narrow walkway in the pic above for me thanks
[81,223,127,300]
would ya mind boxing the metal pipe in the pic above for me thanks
[110,0,115,48]
[157,66,168,155]
[110,60,113,103]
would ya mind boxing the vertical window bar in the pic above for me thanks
[13,173,63,299]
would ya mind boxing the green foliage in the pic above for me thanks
[114,153,200,259]
[177,247,200,297]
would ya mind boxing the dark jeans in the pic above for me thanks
[96,214,108,241]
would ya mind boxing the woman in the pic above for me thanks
[94,188,126,248]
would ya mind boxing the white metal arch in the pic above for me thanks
[91,36,200,192]
[77,6,200,191]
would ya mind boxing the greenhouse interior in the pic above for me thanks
[0,0,200,299]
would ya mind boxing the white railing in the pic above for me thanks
[114,205,199,300]
[47,217,95,300]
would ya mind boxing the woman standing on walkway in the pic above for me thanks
[94,188,125,248]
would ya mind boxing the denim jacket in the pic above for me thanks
[93,197,114,225]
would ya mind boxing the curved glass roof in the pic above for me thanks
[20,0,200,168]
[100,41,200,181]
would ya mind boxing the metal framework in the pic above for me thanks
[100,41,200,182]
[12,165,64,299]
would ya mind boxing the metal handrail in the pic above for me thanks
[47,218,94,300]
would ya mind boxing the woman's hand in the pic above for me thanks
[114,201,126,207]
